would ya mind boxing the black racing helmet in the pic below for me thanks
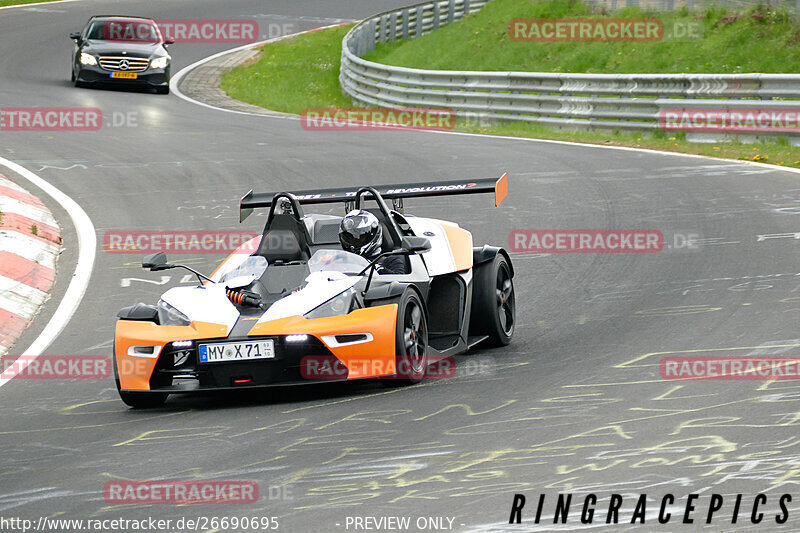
[339,209,382,259]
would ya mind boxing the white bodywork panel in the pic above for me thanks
[407,217,458,276]
[161,284,240,330]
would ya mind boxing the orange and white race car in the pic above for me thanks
[113,175,514,407]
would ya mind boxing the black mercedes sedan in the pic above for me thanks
[70,16,173,94]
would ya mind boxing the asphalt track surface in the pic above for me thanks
[3,1,800,531]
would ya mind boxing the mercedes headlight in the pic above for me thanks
[80,52,97,66]
[304,288,358,319]
[150,56,169,69]
[157,299,190,326]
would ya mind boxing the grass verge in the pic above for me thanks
[220,11,800,168]
[220,24,354,115]
[366,0,800,73]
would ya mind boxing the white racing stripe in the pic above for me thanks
[0,176,29,193]
[0,273,48,318]
[0,196,58,227]
[0,158,96,389]
[0,231,58,267]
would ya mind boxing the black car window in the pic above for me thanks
[86,20,160,42]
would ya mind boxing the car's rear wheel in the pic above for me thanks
[470,254,515,346]
[113,342,168,408]
[389,288,428,385]
[156,86,170,94]
[70,69,75,82]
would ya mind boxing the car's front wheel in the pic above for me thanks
[118,390,168,409]
[389,288,428,385]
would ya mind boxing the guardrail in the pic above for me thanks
[340,0,800,143]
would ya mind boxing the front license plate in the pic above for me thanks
[111,72,138,79]
[199,340,275,363]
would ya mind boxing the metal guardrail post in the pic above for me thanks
[448,0,456,24]
[367,20,376,52]
[402,9,410,40]
[390,12,398,42]
[379,15,388,43]
[415,5,425,37]
[433,3,440,30]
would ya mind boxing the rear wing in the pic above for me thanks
[239,173,508,222]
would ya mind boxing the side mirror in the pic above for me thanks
[69,32,81,40]
[163,38,175,45]
[401,236,431,253]
[142,252,169,271]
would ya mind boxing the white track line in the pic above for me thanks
[0,158,96,388]
[171,26,800,177]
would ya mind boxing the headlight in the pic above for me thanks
[157,299,190,326]
[304,288,358,319]
[150,56,169,69]
[80,52,97,66]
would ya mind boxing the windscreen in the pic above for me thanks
[87,19,162,43]
[308,249,369,275]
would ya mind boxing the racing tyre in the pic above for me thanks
[70,69,75,82]
[156,86,170,95]
[470,254,514,347]
[112,342,168,408]
[391,288,428,385]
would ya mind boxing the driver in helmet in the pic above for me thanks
[339,210,408,275]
